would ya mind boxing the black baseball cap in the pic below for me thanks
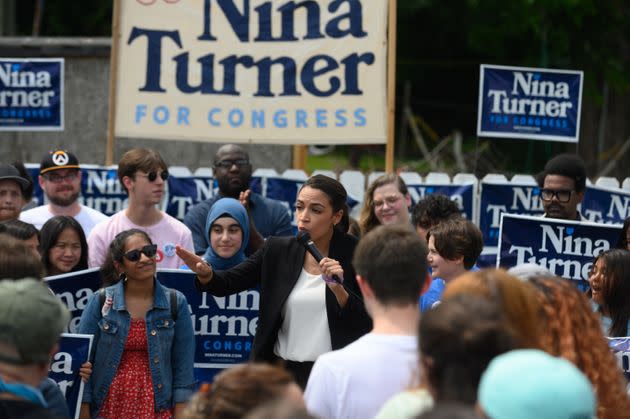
[40,149,80,175]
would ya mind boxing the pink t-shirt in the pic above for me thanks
[87,211,194,269]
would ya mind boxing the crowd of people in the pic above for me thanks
[0,147,629,419]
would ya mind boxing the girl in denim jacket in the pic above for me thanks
[78,229,194,418]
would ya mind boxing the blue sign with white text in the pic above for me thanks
[49,334,92,419]
[477,64,583,142]
[497,214,621,291]
[157,270,258,385]
[406,183,475,221]
[0,58,64,130]
[581,185,630,225]
[608,338,630,392]
[479,182,544,246]
[45,268,102,333]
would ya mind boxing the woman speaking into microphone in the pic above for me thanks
[177,175,371,388]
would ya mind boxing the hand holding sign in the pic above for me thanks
[176,245,213,284]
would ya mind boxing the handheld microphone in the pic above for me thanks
[296,231,342,284]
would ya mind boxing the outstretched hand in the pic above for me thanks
[176,246,213,284]
[239,189,252,212]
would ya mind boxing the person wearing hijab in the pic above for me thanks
[203,198,250,270]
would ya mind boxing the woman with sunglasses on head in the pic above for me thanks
[87,148,195,270]
[177,175,371,389]
[358,174,412,237]
[78,229,195,419]
[588,249,630,337]
[39,215,88,276]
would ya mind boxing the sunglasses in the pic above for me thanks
[138,171,169,182]
[123,244,158,262]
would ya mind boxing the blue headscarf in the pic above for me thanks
[203,198,250,270]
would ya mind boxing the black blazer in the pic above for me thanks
[195,228,372,362]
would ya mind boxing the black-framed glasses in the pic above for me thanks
[214,159,250,169]
[137,171,169,182]
[123,244,158,262]
[540,189,574,203]
[44,171,79,184]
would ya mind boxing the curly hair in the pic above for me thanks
[181,363,297,419]
[442,269,543,349]
[529,276,630,419]
[358,174,408,236]
[411,194,461,230]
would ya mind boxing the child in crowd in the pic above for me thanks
[588,249,630,337]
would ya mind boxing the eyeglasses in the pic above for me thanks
[214,159,250,169]
[44,171,79,184]
[137,171,169,182]
[540,189,574,203]
[123,244,158,262]
[373,195,403,209]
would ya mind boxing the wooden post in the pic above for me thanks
[385,0,397,173]
[292,145,308,171]
[105,0,121,166]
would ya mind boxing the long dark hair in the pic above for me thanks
[299,175,350,233]
[616,217,630,250]
[592,249,630,337]
[101,229,153,286]
[39,216,88,274]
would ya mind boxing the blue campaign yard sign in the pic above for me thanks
[45,268,102,333]
[0,58,64,130]
[477,64,583,143]
[581,185,630,225]
[406,183,476,221]
[49,334,92,419]
[157,269,258,385]
[479,182,544,246]
[497,214,621,291]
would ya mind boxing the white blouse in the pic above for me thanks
[274,268,332,361]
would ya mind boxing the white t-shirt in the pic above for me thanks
[305,333,420,419]
[87,210,194,269]
[274,268,331,361]
[20,204,109,237]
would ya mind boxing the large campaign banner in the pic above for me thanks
[49,334,93,419]
[477,64,583,142]
[497,214,621,291]
[0,58,64,130]
[157,269,258,384]
[582,184,630,225]
[479,182,544,246]
[45,268,102,333]
[114,0,389,144]
[609,338,630,394]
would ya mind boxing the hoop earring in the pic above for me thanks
[118,272,127,283]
